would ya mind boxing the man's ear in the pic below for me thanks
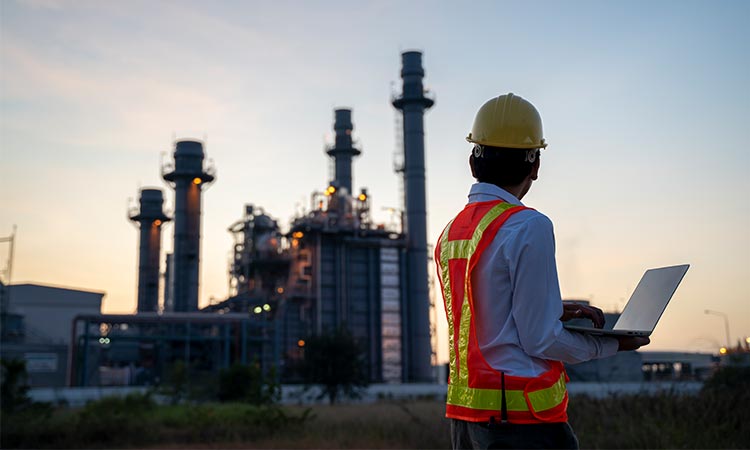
[530,157,540,181]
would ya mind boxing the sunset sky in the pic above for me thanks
[2,0,748,360]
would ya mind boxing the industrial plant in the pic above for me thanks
[0,51,727,390]
[61,51,437,386]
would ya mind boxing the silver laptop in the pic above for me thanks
[564,264,690,337]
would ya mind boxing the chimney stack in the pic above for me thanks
[162,139,214,312]
[392,51,434,382]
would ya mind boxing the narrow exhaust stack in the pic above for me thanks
[162,140,215,312]
[129,188,170,313]
[392,51,434,382]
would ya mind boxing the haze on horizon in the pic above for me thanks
[1,0,748,361]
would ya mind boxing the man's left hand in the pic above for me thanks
[560,302,606,328]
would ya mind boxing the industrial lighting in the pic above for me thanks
[193,177,202,185]
[263,304,271,312]
[746,337,750,344]
[292,231,304,239]
[719,347,728,355]
[253,306,262,314]
[276,287,284,294]
[298,340,305,347]
[325,185,336,195]
[153,220,162,227]
[358,194,367,202]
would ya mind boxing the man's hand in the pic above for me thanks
[616,336,650,351]
[560,302,606,328]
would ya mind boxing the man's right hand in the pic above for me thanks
[616,336,650,351]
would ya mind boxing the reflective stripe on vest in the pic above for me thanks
[436,200,569,424]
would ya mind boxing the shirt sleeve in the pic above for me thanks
[506,215,619,364]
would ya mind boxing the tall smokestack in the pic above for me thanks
[129,188,170,313]
[392,50,434,382]
[162,139,214,312]
[326,108,361,194]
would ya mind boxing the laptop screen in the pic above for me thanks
[613,264,690,332]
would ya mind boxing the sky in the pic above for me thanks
[1,0,749,360]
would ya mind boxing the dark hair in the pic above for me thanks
[469,145,539,187]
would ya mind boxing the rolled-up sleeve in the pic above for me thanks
[506,216,618,364]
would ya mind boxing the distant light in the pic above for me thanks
[292,231,304,239]
[358,194,367,202]
[253,306,262,314]
[276,287,284,294]
[298,340,305,347]
[263,304,271,312]
[719,347,728,355]
[153,220,162,227]
[746,337,750,344]
[193,177,202,185]
[326,186,336,195]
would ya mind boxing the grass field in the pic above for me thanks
[3,367,749,449]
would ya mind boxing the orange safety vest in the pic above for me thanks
[435,200,569,424]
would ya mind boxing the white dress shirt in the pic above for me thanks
[467,182,618,377]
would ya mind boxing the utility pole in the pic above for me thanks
[0,225,17,331]
[705,309,731,349]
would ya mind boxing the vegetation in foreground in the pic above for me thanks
[2,366,749,449]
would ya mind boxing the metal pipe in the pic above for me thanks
[392,50,434,382]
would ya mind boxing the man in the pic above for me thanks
[435,93,649,449]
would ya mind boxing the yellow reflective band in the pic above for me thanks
[446,372,567,413]
[447,384,528,412]
[526,372,567,412]
[438,221,458,384]
[441,239,472,260]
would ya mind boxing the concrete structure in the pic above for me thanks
[642,351,716,380]
[392,51,434,382]
[129,188,170,313]
[162,140,214,312]
[0,283,104,387]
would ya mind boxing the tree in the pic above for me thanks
[1,358,32,414]
[217,363,280,405]
[302,327,368,404]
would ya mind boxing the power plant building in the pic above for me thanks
[68,51,437,386]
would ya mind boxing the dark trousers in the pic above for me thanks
[451,419,579,449]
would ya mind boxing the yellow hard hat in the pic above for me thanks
[466,93,548,149]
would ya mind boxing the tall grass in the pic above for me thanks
[3,367,749,449]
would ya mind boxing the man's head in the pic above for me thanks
[469,145,540,186]
[466,93,546,197]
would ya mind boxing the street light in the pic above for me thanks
[704,309,731,348]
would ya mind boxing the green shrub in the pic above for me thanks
[217,363,279,405]
[1,358,32,414]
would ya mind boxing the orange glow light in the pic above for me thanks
[193,177,202,185]
[292,231,304,239]
[358,194,367,202]
[719,347,728,355]
[153,220,162,227]
[298,340,305,347]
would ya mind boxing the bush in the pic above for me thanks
[217,363,280,405]
[302,327,369,404]
[1,358,32,414]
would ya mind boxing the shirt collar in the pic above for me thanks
[468,182,524,206]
